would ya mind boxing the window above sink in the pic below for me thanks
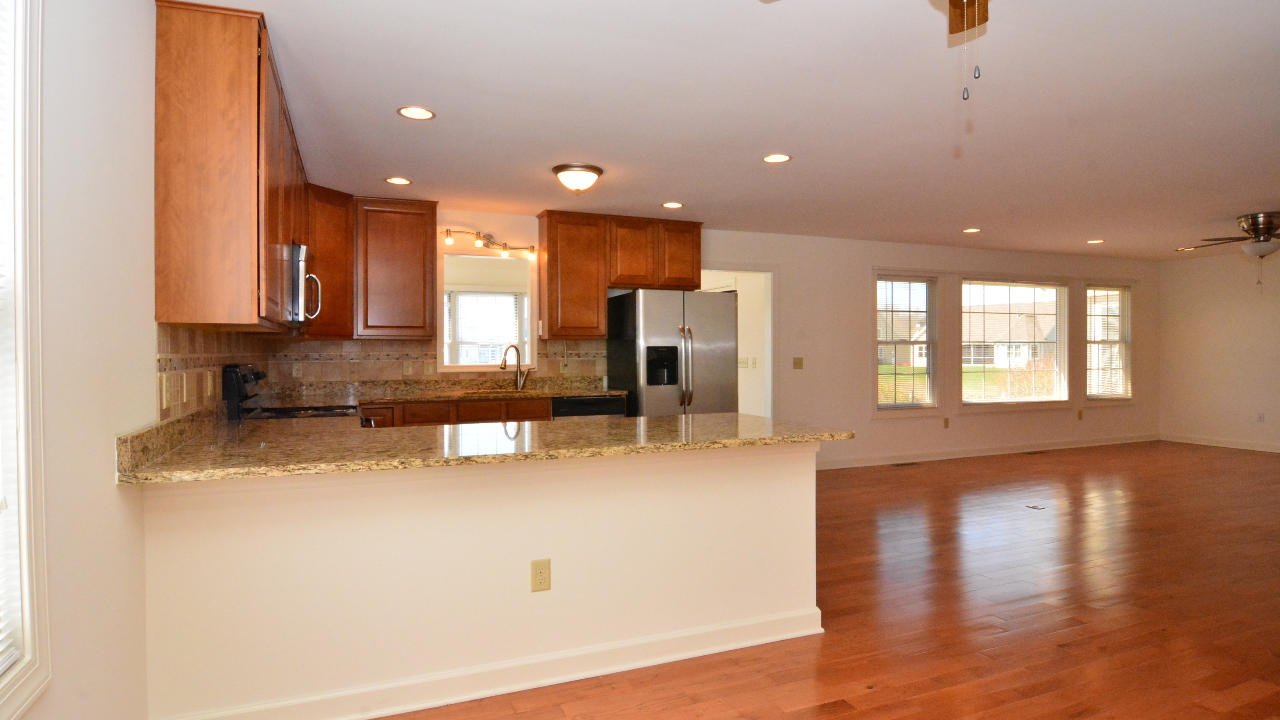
[436,211,540,373]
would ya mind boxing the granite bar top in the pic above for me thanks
[118,413,855,485]
[356,389,627,405]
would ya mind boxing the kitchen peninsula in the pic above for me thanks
[126,413,854,720]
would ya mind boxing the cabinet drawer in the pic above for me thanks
[361,405,397,428]
[504,398,553,422]
[401,401,452,426]
[454,401,504,424]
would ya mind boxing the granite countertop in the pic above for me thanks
[357,389,628,405]
[119,413,856,485]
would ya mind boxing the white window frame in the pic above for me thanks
[960,279,1070,407]
[875,275,938,410]
[436,240,539,374]
[1085,285,1132,400]
[442,289,530,367]
[0,0,50,714]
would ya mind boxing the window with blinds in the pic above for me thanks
[443,291,529,366]
[1086,287,1131,399]
[962,281,1067,403]
[877,277,935,408]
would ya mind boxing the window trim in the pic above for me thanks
[1084,285,1133,401]
[959,278,1070,407]
[874,274,939,413]
[0,0,51,714]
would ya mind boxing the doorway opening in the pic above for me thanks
[699,270,773,417]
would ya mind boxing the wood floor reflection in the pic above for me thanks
[386,441,1280,720]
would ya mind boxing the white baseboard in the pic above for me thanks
[816,434,1162,470]
[161,608,823,720]
[1158,434,1280,455]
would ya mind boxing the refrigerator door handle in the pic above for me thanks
[685,325,694,407]
[677,325,687,406]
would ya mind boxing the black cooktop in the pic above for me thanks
[243,405,357,420]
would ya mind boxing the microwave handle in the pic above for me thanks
[305,274,322,319]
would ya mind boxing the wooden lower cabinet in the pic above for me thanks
[363,398,553,427]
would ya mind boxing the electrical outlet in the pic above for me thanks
[560,360,569,372]
[943,417,950,429]
[205,371,214,397]
[531,559,551,592]
[793,357,804,370]
[182,373,189,403]
[751,357,757,369]
[1078,409,1084,421]
[1259,413,1267,424]
[292,363,302,378]
[402,361,413,376]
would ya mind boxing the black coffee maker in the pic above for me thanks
[222,364,267,421]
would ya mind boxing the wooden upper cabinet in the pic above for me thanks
[607,216,659,287]
[539,211,609,339]
[303,184,355,339]
[656,220,702,290]
[355,197,437,339]
[155,1,304,330]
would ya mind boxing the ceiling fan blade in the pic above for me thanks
[949,0,989,34]
[1177,238,1246,251]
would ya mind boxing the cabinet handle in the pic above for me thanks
[305,273,322,319]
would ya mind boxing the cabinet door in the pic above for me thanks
[455,401,504,424]
[401,402,453,426]
[355,198,437,338]
[539,212,608,339]
[656,221,702,290]
[304,184,355,338]
[504,398,552,422]
[360,405,396,428]
[257,27,292,326]
[607,217,658,287]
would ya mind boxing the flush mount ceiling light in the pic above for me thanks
[963,228,981,233]
[552,164,604,194]
[1087,239,1105,244]
[385,177,411,185]
[663,202,683,209]
[397,106,435,120]
[763,154,791,163]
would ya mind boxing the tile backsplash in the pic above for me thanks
[156,327,607,423]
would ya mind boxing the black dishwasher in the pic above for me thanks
[551,396,627,418]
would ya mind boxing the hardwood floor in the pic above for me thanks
[383,441,1280,720]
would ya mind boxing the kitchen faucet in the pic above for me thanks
[499,344,529,391]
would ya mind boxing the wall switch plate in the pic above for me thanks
[292,363,302,378]
[737,357,749,368]
[943,417,950,429]
[205,371,214,397]
[793,357,804,370]
[531,559,551,592]
[1078,410,1084,421]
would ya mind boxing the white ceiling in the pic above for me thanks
[248,0,1280,259]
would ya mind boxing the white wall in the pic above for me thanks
[702,230,1163,468]
[21,0,155,718]
[145,445,821,720]
[1158,253,1279,452]
[700,270,773,417]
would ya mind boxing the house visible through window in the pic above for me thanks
[961,281,1067,403]
[877,277,934,408]
[1086,287,1131,398]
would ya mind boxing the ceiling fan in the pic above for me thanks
[1177,213,1280,258]
[757,0,991,36]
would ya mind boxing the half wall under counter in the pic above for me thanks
[134,415,854,720]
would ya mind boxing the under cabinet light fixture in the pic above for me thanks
[386,177,411,185]
[1087,239,1105,244]
[397,106,435,120]
[663,202,683,209]
[963,228,981,233]
[763,154,791,163]
[552,164,604,194]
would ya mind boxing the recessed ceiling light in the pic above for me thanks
[663,202,683,209]
[1087,239,1105,244]
[763,154,791,163]
[552,164,603,194]
[386,177,411,185]
[397,106,434,120]
[963,228,981,233]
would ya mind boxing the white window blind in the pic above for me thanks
[1086,287,1131,399]
[877,278,935,407]
[443,291,528,366]
[962,281,1066,403]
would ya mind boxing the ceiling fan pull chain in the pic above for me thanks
[974,65,981,79]
[963,87,969,100]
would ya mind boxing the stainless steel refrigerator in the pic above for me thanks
[607,289,737,417]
